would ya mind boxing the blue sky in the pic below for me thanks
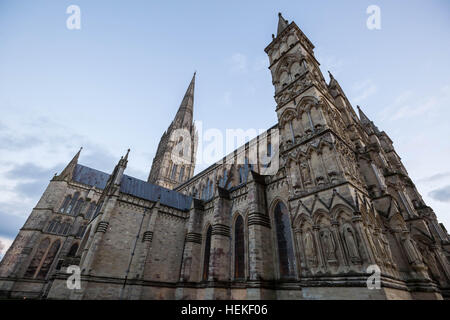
[0,0,449,258]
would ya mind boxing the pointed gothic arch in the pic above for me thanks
[59,195,71,213]
[37,239,61,279]
[272,200,296,279]
[24,238,50,278]
[68,242,79,257]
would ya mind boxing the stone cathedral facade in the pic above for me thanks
[1,13,449,300]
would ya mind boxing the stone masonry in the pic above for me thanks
[0,13,449,300]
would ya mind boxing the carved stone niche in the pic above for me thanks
[320,228,338,266]
[341,224,362,265]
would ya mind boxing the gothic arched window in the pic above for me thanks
[274,201,296,279]
[234,215,245,280]
[289,121,295,143]
[36,240,61,279]
[179,166,185,182]
[62,222,71,235]
[241,157,252,183]
[239,166,245,184]
[85,202,96,220]
[203,226,212,281]
[209,180,214,199]
[263,141,273,169]
[51,221,61,234]
[47,220,55,233]
[171,164,178,180]
[65,192,80,214]
[73,198,85,216]
[24,238,50,278]
[59,195,71,213]
[220,170,228,187]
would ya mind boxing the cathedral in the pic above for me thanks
[0,13,449,300]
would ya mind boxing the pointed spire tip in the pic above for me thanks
[277,12,289,36]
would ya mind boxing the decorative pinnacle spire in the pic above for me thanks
[56,147,83,181]
[357,105,370,124]
[277,12,289,36]
[328,71,334,79]
[124,148,130,161]
[119,148,130,167]
[357,105,381,134]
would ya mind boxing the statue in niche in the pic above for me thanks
[300,161,312,186]
[320,229,337,262]
[401,235,423,266]
[288,160,301,188]
[343,226,360,263]
[380,233,394,264]
[303,231,317,266]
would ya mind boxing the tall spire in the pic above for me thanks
[277,12,289,36]
[55,147,82,181]
[173,72,196,129]
[148,73,198,189]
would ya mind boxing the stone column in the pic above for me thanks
[79,195,118,276]
[246,171,275,299]
[175,199,204,300]
[122,202,158,300]
[204,187,232,300]
[179,199,204,283]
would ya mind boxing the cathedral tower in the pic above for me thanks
[148,73,198,189]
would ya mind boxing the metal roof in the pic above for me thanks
[120,174,192,211]
[73,164,192,211]
[73,164,109,189]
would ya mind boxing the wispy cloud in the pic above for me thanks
[350,79,377,104]
[381,85,450,121]
[417,172,450,183]
[429,185,450,203]
[0,115,119,242]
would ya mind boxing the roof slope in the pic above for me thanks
[73,164,192,211]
